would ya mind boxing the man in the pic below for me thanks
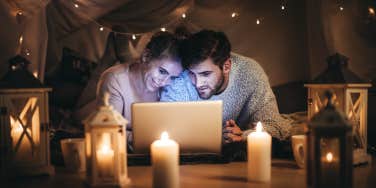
[160,30,292,145]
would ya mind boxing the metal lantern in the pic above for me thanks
[0,55,54,176]
[304,53,371,165]
[83,93,130,187]
[307,91,353,188]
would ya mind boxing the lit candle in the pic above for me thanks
[151,131,179,188]
[11,117,30,160]
[247,122,271,182]
[96,133,114,177]
[321,151,340,187]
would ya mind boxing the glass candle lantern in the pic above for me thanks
[83,93,130,187]
[305,53,371,165]
[307,91,353,188]
[0,55,54,177]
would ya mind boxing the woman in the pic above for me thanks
[96,31,185,147]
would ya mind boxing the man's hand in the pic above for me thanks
[223,119,243,144]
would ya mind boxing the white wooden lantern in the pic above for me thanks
[0,55,54,176]
[83,93,130,187]
[305,53,372,165]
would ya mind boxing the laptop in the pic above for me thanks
[131,101,223,155]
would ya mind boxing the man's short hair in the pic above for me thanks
[180,30,231,69]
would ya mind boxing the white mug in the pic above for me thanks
[291,135,306,169]
[60,138,86,172]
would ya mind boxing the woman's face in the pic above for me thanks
[143,58,183,92]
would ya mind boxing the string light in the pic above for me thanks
[74,4,79,8]
[182,13,186,18]
[19,35,23,45]
[160,27,166,32]
[256,19,261,25]
[17,11,23,16]
[231,12,239,18]
[339,6,344,11]
[25,49,30,56]
[33,71,38,78]
[369,7,375,16]
[281,5,285,10]
[99,27,104,31]
[132,34,136,40]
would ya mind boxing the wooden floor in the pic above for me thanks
[2,158,375,188]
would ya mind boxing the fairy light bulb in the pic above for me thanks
[17,11,23,16]
[369,7,375,16]
[74,4,79,8]
[132,34,136,40]
[231,12,238,18]
[99,27,104,31]
[339,6,344,11]
[256,19,260,25]
[160,27,166,32]
[281,5,285,10]
[19,35,23,45]
[182,13,186,18]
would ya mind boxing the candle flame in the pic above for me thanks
[255,121,263,132]
[326,152,333,162]
[100,144,111,153]
[161,131,169,141]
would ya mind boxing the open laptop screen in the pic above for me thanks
[131,101,222,154]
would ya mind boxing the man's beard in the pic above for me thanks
[197,73,225,99]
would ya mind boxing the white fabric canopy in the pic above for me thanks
[1,0,375,85]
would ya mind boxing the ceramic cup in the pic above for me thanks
[60,138,86,172]
[291,135,306,168]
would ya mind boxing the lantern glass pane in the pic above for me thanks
[320,137,340,187]
[9,97,40,162]
[346,91,364,149]
[310,88,344,114]
[95,132,115,178]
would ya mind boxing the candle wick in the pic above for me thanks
[161,131,169,140]
[255,121,263,132]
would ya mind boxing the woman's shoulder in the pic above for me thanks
[100,63,130,80]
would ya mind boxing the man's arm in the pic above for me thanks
[244,63,292,140]
[160,71,200,102]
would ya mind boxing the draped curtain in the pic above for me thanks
[1,0,375,85]
[306,0,376,80]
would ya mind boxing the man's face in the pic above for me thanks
[188,58,225,99]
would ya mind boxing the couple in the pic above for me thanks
[97,29,292,153]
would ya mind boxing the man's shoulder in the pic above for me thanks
[230,53,266,77]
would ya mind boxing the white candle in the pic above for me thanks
[96,134,114,177]
[247,121,271,182]
[151,131,179,188]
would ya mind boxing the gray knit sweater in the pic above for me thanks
[160,53,292,140]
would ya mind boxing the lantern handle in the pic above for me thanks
[103,92,110,106]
